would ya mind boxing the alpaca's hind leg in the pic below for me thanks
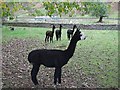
[56,34,58,41]
[45,37,46,42]
[54,68,58,85]
[31,64,40,85]
[67,33,70,40]
[50,37,52,43]
[50,37,53,43]
[52,37,53,43]
[45,36,47,42]
[47,36,50,42]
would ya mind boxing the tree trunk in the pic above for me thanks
[98,16,103,22]
[97,16,107,23]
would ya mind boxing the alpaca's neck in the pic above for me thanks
[73,27,75,32]
[52,28,55,33]
[65,36,78,59]
[60,26,62,31]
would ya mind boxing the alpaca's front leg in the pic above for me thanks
[45,36,48,42]
[67,34,70,40]
[45,37,46,42]
[54,68,58,85]
[58,68,61,84]
[31,64,40,85]
[56,36,58,41]
[50,37,53,43]
[54,68,61,85]
[46,36,49,42]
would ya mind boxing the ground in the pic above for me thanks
[2,39,99,88]
[2,26,118,89]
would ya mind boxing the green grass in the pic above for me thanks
[2,26,118,87]
[2,26,47,43]
[2,26,45,39]
[109,11,118,19]
[75,30,118,87]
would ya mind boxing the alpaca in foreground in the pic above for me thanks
[45,25,55,43]
[28,28,86,85]
[67,25,77,40]
[55,24,62,41]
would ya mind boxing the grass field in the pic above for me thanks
[2,26,118,88]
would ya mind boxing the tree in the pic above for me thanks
[43,2,56,17]
[43,2,79,17]
[1,2,23,20]
[88,2,110,22]
[80,2,92,15]
[1,2,111,23]
[1,2,36,20]
[43,2,110,22]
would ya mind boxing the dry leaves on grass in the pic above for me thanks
[2,38,98,88]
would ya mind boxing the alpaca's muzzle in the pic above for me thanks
[80,32,86,40]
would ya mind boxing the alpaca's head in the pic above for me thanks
[60,24,62,27]
[73,25,77,29]
[60,24,62,30]
[51,24,55,29]
[74,28,86,41]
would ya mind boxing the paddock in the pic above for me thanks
[2,25,118,88]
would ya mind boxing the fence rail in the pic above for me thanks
[2,21,119,30]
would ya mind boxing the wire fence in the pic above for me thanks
[3,17,119,25]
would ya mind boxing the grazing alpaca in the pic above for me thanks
[45,25,55,43]
[55,24,62,41]
[67,25,77,40]
[28,28,86,85]
[10,27,14,31]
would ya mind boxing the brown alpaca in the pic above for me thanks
[45,25,55,43]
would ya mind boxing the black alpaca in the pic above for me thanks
[10,27,14,31]
[28,28,86,85]
[67,25,77,40]
[45,25,55,43]
[55,24,62,41]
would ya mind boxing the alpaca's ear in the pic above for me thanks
[75,25,77,28]
[77,28,80,31]
[77,28,81,33]
[50,24,55,28]
[77,28,81,32]
[74,25,77,28]
[50,24,55,26]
